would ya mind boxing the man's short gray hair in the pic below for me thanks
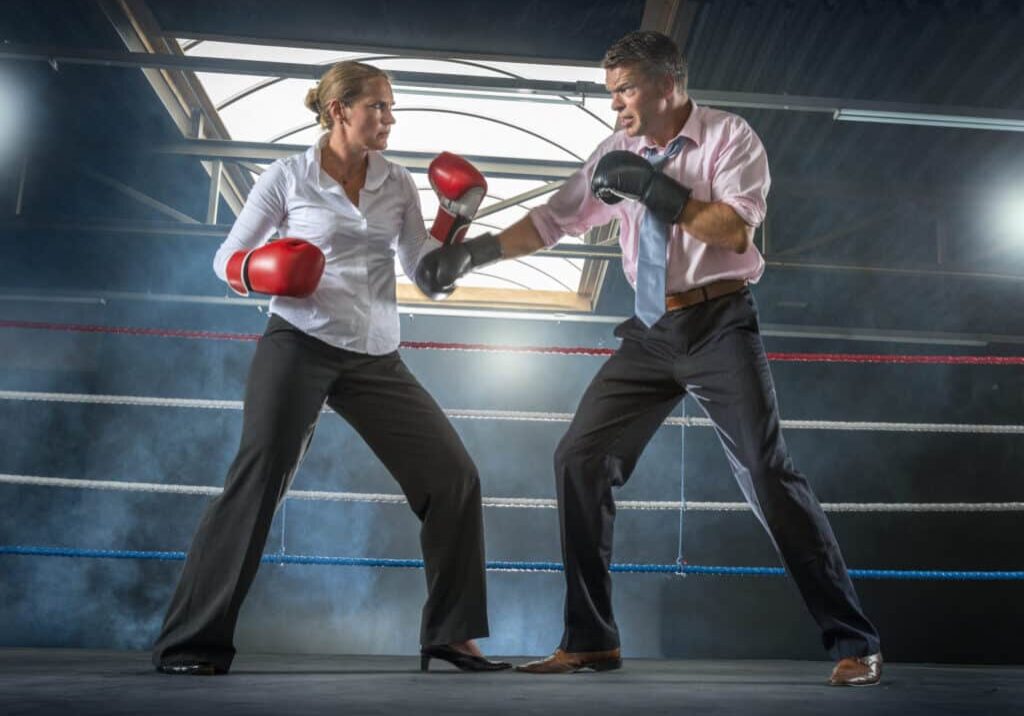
[602,30,688,90]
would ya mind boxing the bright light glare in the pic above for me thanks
[991,186,1024,244]
[0,68,27,166]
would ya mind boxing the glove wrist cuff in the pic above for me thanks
[648,174,692,225]
[465,233,504,268]
[226,250,252,296]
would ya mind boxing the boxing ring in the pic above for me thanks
[2,317,1023,578]
[1,319,1023,715]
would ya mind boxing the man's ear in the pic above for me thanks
[660,73,677,99]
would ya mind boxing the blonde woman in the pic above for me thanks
[152,61,508,675]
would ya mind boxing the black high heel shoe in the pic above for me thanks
[419,645,512,672]
[155,661,226,676]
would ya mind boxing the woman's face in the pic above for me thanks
[339,76,396,151]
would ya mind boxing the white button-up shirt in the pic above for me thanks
[529,101,770,294]
[214,132,433,355]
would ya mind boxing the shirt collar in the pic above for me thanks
[364,151,388,190]
[639,99,702,153]
[308,131,389,191]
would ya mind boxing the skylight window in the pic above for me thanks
[180,40,619,310]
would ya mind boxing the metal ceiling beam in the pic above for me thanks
[1,219,233,238]
[77,166,200,224]
[13,155,28,216]
[4,218,1024,284]
[474,183,564,219]
[1,44,598,94]
[641,0,701,52]
[96,1,252,218]
[641,0,681,33]
[5,44,1024,131]
[672,2,702,53]
[152,140,582,180]
[149,140,994,207]
[162,30,602,69]
[0,218,618,259]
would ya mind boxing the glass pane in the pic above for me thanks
[179,40,612,302]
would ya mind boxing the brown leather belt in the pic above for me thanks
[665,279,747,312]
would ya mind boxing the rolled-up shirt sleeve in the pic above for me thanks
[212,161,289,282]
[711,118,771,228]
[528,137,621,247]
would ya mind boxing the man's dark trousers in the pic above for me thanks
[153,315,488,672]
[555,288,880,660]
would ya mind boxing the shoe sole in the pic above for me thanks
[828,678,881,687]
[578,658,623,673]
[516,658,623,674]
[156,665,225,676]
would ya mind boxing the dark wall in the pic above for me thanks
[144,0,647,62]
[1,1,1022,664]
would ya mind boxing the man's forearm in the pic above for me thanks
[678,199,754,254]
[414,216,547,300]
[497,216,547,259]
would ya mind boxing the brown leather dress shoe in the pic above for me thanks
[828,652,882,686]
[515,648,622,674]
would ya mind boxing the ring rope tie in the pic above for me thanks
[2,320,1024,365]
[676,399,688,570]
[2,390,1022,434]
[2,474,1023,513]
[1,546,1021,581]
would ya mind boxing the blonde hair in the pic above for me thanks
[304,60,391,129]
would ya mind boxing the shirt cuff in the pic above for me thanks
[720,195,765,228]
[528,205,572,248]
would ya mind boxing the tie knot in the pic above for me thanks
[644,137,684,166]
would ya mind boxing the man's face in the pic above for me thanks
[605,64,672,139]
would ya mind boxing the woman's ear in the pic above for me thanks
[328,98,347,125]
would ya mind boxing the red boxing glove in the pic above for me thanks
[428,152,487,245]
[226,238,325,297]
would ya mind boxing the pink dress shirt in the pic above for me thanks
[529,100,770,294]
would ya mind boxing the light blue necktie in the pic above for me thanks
[635,137,685,327]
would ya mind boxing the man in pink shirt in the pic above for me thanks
[416,30,881,686]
